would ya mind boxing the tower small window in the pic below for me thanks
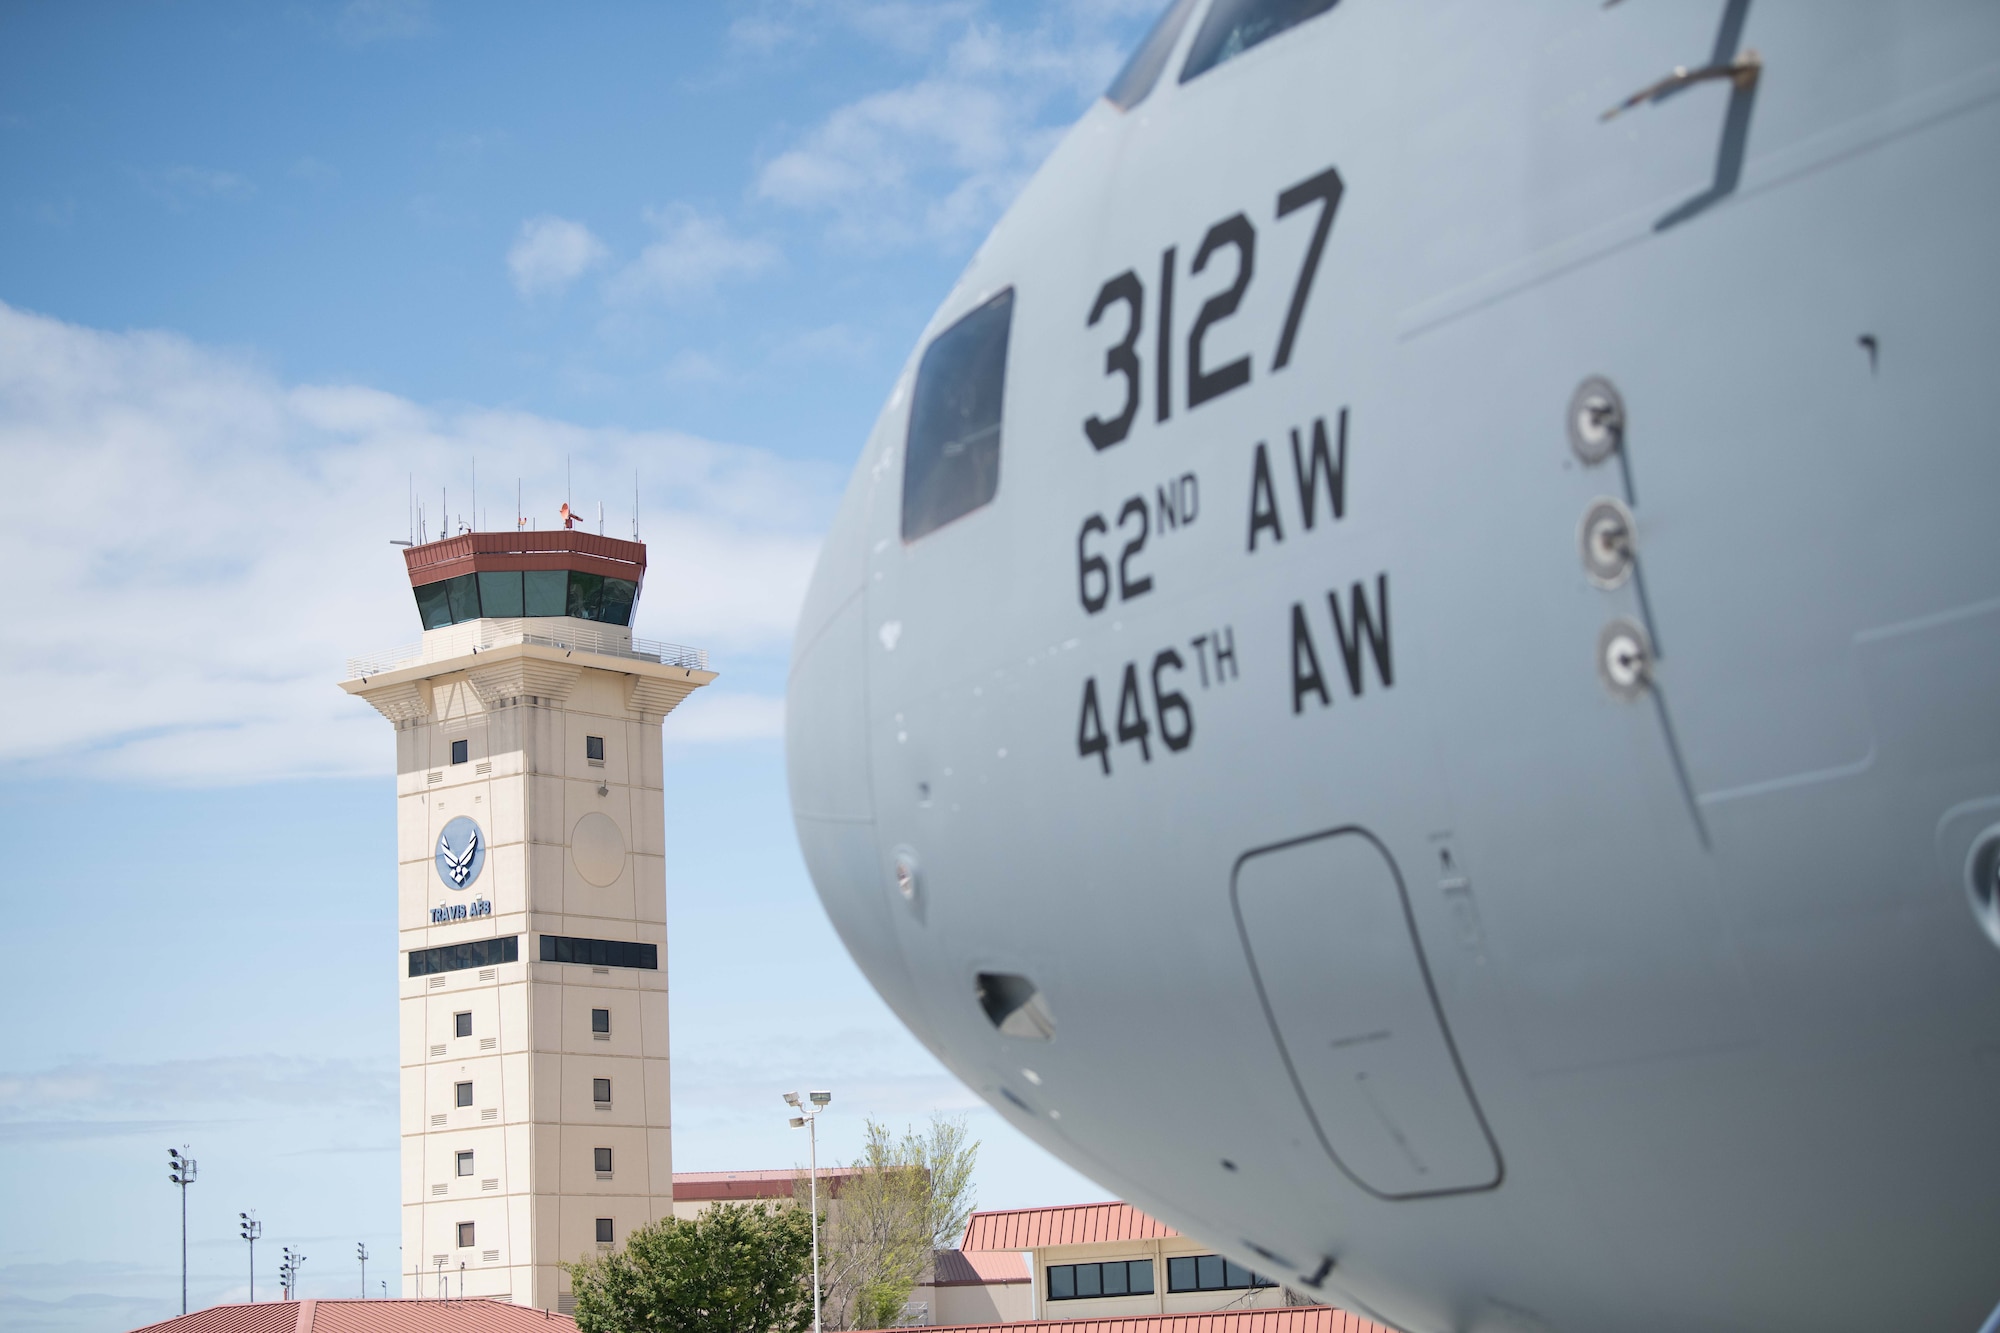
[456,1151,474,1177]
[593,1078,612,1104]
[458,1222,475,1248]
[595,1218,614,1244]
[594,1147,613,1173]
[454,1012,472,1039]
[451,739,469,765]
[455,1081,472,1108]
[591,1008,610,1034]
[586,735,605,762]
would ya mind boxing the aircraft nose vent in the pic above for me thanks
[1965,825,2000,950]
[976,972,1055,1041]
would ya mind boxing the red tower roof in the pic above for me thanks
[402,531,646,589]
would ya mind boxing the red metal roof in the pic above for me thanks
[126,1300,578,1333]
[923,1306,1389,1333]
[962,1203,1179,1251]
[670,1167,867,1201]
[403,531,646,589]
[930,1249,1031,1286]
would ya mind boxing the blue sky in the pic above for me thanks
[0,3,1156,1327]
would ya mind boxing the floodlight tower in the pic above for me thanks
[168,1146,196,1315]
[341,527,714,1310]
[785,1090,833,1333]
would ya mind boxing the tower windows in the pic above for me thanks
[540,936,658,970]
[455,1081,473,1108]
[591,1008,611,1034]
[456,1151,474,1177]
[593,1078,612,1105]
[586,735,605,762]
[458,1222,476,1248]
[408,936,518,978]
[594,1147,613,1173]
[454,1012,473,1039]
[595,1218,614,1244]
[451,739,469,765]
[413,570,639,629]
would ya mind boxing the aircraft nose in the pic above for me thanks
[787,446,874,827]
[787,469,937,1033]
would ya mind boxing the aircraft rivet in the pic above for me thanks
[1579,496,1636,588]
[1597,618,1652,699]
[1568,376,1625,464]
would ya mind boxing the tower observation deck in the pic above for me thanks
[340,527,714,1310]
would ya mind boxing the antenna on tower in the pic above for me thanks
[632,470,639,541]
[598,500,604,536]
[517,478,523,532]
[471,457,477,535]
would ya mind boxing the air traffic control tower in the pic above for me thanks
[340,529,713,1309]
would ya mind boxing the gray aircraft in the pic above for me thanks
[784,2,2000,1328]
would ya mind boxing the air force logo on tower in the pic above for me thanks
[434,815,485,890]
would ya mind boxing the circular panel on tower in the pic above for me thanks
[434,816,485,890]
[571,811,627,887]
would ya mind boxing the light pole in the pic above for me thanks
[282,1246,306,1301]
[358,1244,369,1298]
[784,1090,832,1333]
[240,1213,262,1301]
[168,1147,197,1316]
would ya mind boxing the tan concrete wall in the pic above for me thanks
[929,1281,1035,1326]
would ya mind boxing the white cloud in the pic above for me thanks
[506,215,609,298]
[0,300,836,784]
[754,8,1137,247]
[608,206,781,304]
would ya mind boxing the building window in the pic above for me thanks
[591,1007,611,1034]
[593,1078,611,1105]
[1165,1255,1273,1294]
[455,1081,473,1108]
[594,1147,613,1173]
[1047,1260,1153,1300]
[595,1218,614,1244]
[408,935,519,978]
[458,1222,475,1248]
[454,1012,473,1039]
[586,735,605,762]
[451,739,469,765]
[539,935,659,970]
[456,1151,474,1177]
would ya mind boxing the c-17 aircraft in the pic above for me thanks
[784,2,2000,1329]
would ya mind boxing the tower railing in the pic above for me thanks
[345,621,707,678]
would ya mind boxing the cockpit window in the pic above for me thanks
[1104,0,1198,111]
[1180,0,1338,84]
[902,288,1013,542]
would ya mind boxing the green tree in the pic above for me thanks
[806,1113,980,1330]
[566,1202,816,1333]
